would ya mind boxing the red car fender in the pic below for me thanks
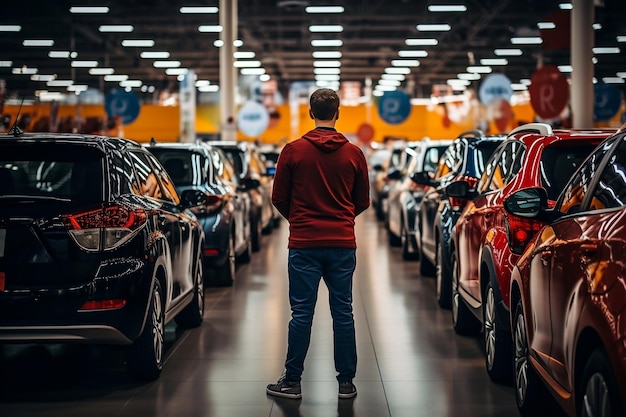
[481,226,518,308]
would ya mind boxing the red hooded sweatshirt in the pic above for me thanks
[271,127,370,249]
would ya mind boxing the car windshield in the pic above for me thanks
[470,142,502,178]
[149,148,210,186]
[541,143,599,200]
[0,143,103,204]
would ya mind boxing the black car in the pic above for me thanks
[206,141,275,251]
[0,132,205,380]
[147,142,253,286]
[412,130,504,308]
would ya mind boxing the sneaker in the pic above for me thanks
[338,381,357,399]
[266,375,302,399]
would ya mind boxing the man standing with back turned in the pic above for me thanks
[266,88,370,400]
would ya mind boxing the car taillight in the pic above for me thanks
[449,175,478,209]
[79,299,127,311]
[505,214,544,254]
[62,204,148,252]
[188,194,224,215]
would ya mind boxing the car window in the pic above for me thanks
[479,141,525,193]
[145,153,180,204]
[435,141,464,179]
[129,151,164,200]
[557,138,616,215]
[150,149,209,186]
[540,144,599,200]
[422,145,448,173]
[589,137,626,210]
[109,150,135,197]
[0,143,103,204]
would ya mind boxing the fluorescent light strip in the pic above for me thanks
[593,23,602,30]
[233,60,261,68]
[49,51,71,58]
[511,83,528,91]
[67,85,88,92]
[120,80,142,87]
[314,68,341,75]
[99,25,134,32]
[379,79,400,86]
[198,25,223,33]
[428,5,467,12]
[311,39,343,47]
[306,6,344,13]
[467,66,492,73]
[122,40,155,47]
[31,74,55,81]
[140,51,170,59]
[309,25,343,32]
[391,59,419,67]
[602,77,624,84]
[315,74,340,81]
[416,24,451,31]
[198,85,219,92]
[559,3,573,9]
[398,50,428,58]
[240,68,266,75]
[166,68,188,75]
[313,60,341,67]
[405,38,438,46]
[385,67,411,74]
[312,51,342,59]
[381,73,405,81]
[593,47,620,54]
[458,73,481,80]
[260,74,270,82]
[617,72,626,78]
[89,68,114,75]
[0,25,21,32]
[195,80,211,87]
[234,51,256,59]
[511,37,542,45]
[558,65,573,73]
[153,61,181,68]
[447,79,470,86]
[480,58,508,65]
[71,60,98,68]
[494,48,523,56]
[0,61,13,67]
[180,6,218,13]
[47,79,73,86]
[12,67,37,74]
[104,75,129,82]
[69,6,109,13]
[23,39,54,47]
[537,22,555,29]
[618,36,626,43]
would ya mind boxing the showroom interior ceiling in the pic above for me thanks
[1,0,625,100]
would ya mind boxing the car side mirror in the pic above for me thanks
[410,171,437,187]
[504,187,548,218]
[386,168,402,180]
[445,180,476,199]
[180,189,205,208]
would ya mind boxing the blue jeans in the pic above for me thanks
[285,248,357,383]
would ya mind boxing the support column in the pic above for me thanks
[571,0,594,128]
[219,0,237,141]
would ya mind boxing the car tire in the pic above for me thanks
[236,228,252,264]
[451,252,481,335]
[419,238,436,276]
[579,348,624,417]
[513,299,552,416]
[436,241,452,309]
[483,282,512,383]
[375,200,385,221]
[213,233,236,286]
[388,222,401,247]
[176,256,205,327]
[126,279,165,380]
[401,220,418,261]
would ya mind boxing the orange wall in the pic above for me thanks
[3,99,622,145]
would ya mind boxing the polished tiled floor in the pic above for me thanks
[0,209,524,417]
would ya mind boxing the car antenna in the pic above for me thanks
[7,97,25,137]
[150,137,157,146]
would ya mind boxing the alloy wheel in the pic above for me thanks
[436,243,443,300]
[195,261,205,317]
[451,256,459,326]
[514,306,529,406]
[484,286,497,372]
[151,285,165,367]
[582,373,611,417]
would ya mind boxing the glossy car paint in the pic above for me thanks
[509,132,626,417]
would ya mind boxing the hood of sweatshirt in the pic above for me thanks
[303,127,349,153]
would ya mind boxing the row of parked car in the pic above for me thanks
[369,123,626,417]
[0,126,281,380]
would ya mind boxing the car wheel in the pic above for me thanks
[579,348,624,417]
[513,299,551,416]
[451,252,481,335]
[213,233,236,286]
[176,256,205,327]
[436,241,452,309]
[401,221,418,261]
[483,282,512,383]
[388,222,401,247]
[126,279,165,380]
[375,199,385,221]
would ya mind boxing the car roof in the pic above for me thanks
[0,132,140,152]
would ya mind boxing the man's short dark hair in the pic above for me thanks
[310,88,340,121]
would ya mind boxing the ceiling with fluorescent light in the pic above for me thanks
[1,0,625,101]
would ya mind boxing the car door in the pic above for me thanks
[540,136,624,390]
[129,150,194,304]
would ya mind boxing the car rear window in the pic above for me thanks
[541,143,599,200]
[0,143,103,204]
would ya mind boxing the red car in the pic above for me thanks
[447,123,613,383]
[508,129,626,417]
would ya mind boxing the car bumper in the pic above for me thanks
[0,258,151,345]
[199,213,230,267]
